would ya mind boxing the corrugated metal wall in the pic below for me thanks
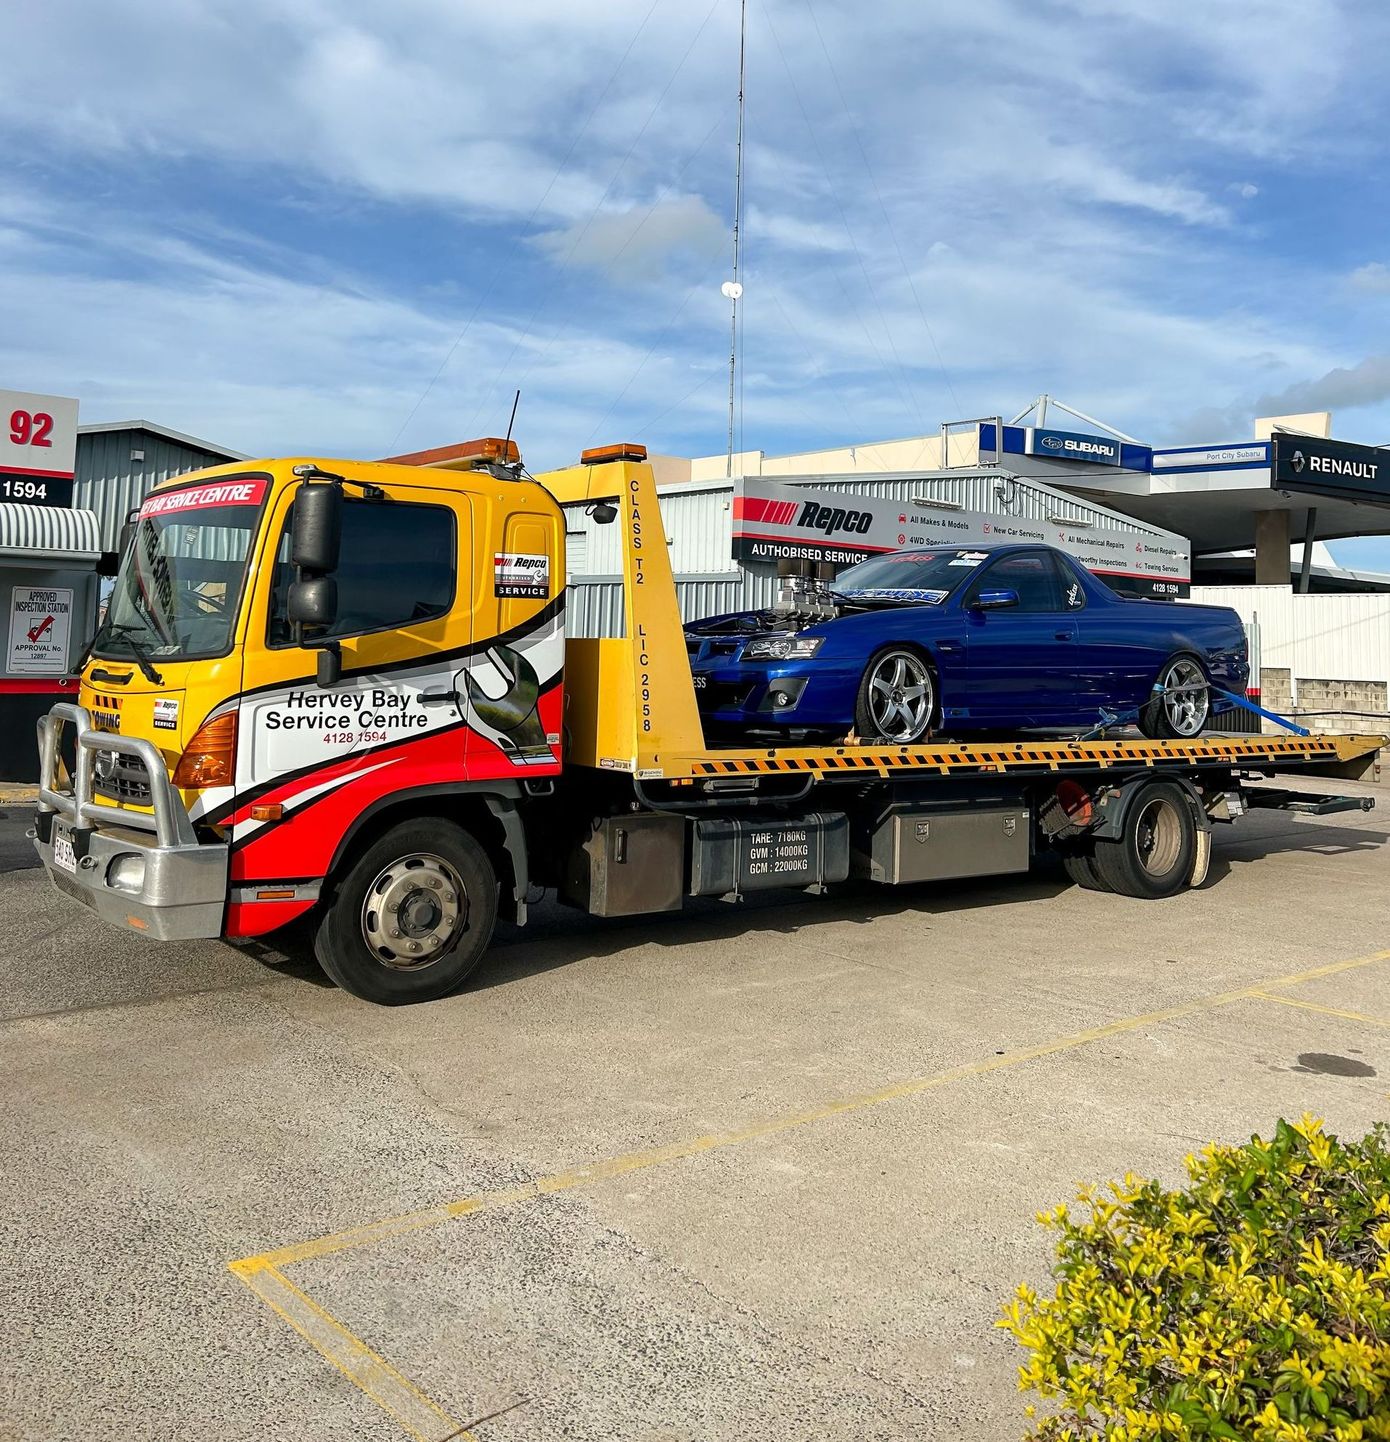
[568,571,779,638]
[567,485,736,575]
[73,429,237,550]
[1191,585,1390,689]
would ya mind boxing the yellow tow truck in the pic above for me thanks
[32,439,1382,1002]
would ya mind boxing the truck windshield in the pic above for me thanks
[94,477,269,663]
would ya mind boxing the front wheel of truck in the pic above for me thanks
[313,819,498,1004]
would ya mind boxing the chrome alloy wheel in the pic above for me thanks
[1160,657,1209,737]
[866,651,934,742]
[360,853,468,970]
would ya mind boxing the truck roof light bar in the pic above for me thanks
[581,443,648,465]
[379,437,522,471]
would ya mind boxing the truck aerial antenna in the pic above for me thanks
[503,389,521,459]
[724,0,748,479]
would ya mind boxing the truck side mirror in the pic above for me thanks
[117,508,139,559]
[292,481,342,573]
[287,575,338,629]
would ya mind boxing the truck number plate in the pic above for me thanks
[53,823,77,874]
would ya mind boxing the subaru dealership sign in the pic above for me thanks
[1024,427,1120,466]
[1151,443,1269,474]
[731,477,1190,596]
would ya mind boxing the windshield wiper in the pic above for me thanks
[104,624,165,685]
[69,615,110,678]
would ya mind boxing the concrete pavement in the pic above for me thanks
[1,782,1388,1440]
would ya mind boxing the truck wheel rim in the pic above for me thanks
[361,854,467,970]
[1134,796,1183,875]
[867,653,933,741]
[1161,658,1208,736]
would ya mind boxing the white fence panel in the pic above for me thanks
[1190,586,1390,688]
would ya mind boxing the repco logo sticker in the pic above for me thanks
[796,500,873,536]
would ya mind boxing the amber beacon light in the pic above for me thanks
[580,443,648,465]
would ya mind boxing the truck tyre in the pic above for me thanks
[313,820,497,1004]
[1138,653,1210,739]
[1090,781,1197,899]
[854,648,936,744]
[1061,845,1109,891]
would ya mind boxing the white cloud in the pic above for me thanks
[531,194,726,279]
[3,0,1390,465]
[743,207,849,255]
[1167,354,1390,444]
[1350,262,1390,295]
[0,194,729,468]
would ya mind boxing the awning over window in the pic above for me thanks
[0,504,103,566]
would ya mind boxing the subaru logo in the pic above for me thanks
[1291,450,1306,474]
[1040,435,1065,451]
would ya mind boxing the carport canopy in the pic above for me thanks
[1097,481,1390,556]
[0,504,102,567]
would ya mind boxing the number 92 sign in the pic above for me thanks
[0,389,78,508]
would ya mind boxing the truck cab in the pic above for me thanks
[34,446,564,973]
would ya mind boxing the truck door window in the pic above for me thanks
[269,498,456,644]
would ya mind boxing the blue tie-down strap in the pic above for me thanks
[1210,686,1310,737]
[1076,681,1310,742]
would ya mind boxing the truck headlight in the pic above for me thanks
[742,636,825,661]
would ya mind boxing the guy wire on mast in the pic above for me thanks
[725,0,748,478]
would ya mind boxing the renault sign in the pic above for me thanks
[1273,435,1389,505]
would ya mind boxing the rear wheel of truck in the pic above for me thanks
[313,819,497,1004]
[1090,781,1197,899]
[1060,845,1109,891]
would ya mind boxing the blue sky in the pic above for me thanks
[5,1,1390,563]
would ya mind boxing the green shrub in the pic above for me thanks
[999,1117,1390,1441]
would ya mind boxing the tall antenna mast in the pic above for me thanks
[724,0,748,478]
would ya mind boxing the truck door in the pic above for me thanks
[960,551,1078,725]
[233,481,472,886]
[455,497,564,778]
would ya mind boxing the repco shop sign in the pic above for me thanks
[730,476,1191,596]
[1273,435,1390,503]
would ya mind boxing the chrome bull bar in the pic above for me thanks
[36,702,198,847]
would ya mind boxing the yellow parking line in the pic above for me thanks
[1249,990,1390,1030]
[236,946,1390,1274]
[229,1259,470,1442]
[230,946,1390,1442]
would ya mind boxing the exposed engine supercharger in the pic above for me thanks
[771,557,840,628]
